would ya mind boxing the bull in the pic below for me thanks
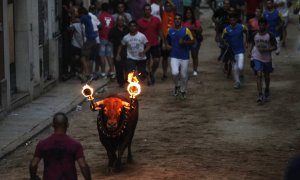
[90,94,139,171]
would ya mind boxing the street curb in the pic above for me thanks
[0,80,110,160]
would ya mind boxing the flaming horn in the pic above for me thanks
[127,72,141,109]
[81,84,96,110]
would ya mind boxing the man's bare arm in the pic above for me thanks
[77,157,92,180]
[29,157,41,180]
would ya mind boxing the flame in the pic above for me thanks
[127,72,141,99]
[81,84,94,100]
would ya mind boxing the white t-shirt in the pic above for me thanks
[151,3,161,21]
[112,13,133,25]
[70,22,85,48]
[274,0,289,17]
[122,32,149,60]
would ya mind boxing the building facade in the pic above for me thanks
[0,0,91,119]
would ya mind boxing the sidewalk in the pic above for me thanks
[0,78,109,159]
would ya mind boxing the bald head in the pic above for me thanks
[52,112,69,131]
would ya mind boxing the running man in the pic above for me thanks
[222,13,248,89]
[166,14,195,99]
[263,0,283,55]
[274,0,289,47]
[137,3,162,86]
[117,20,151,82]
[250,17,277,103]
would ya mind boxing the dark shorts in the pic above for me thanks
[253,59,273,73]
[146,45,161,59]
[126,58,148,80]
[191,41,201,50]
[71,45,81,57]
[81,39,97,59]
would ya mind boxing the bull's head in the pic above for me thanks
[95,97,130,131]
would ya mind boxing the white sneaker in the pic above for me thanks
[100,73,107,79]
[193,71,198,76]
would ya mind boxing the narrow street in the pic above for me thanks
[1,8,300,180]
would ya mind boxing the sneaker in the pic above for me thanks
[257,95,264,103]
[91,73,99,81]
[111,73,116,79]
[78,73,87,83]
[147,80,153,86]
[239,75,244,82]
[161,75,167,81]
[180,92,187,99]
[173,86,180,96]
[108,72,116,79]
[264,90,270,101]
[150,74,155,84]
[100,73,107,78]
[234,82,241,89]
[193,71,198,76]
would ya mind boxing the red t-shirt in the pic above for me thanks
[246,0,263,16]
[34,133,84,180]
[98,11,114,40]
[137,16,162,46]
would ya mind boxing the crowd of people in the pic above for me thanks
[62,0,295,102]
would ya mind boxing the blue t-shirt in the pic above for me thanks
[80,14,97,41]
[263,9,282,37]
[222,23,247,55]
[168,27,194,60]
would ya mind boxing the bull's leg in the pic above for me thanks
[107,150,117,168]
[127,131,136,163]
[100,138,117,172]
[127,141,133,163]
[115,142,130,171]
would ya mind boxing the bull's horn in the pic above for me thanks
[122,101,130,109]
[95,100,104,106]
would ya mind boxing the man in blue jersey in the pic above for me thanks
[263,0,283,55]
[222,13,248,89]
[166,14,195,99]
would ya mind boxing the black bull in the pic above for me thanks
[91,95,139,170]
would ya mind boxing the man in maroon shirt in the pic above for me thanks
[137,3,163,86]
[29,112,91,180]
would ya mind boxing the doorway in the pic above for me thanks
[8,1,16,94]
